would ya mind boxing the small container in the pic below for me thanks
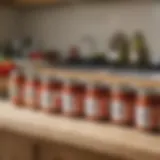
[61,79,85,117]
[9,69,24,106]
[158,96,160,131]
[52,77,63,113]
[40,76,54,113]
[24,72,40,110]
[84,83,110,120]
[110,85,136,125]
[155,93,160,132]
[135,88,159,131]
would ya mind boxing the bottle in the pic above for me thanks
[40,76,54,113]
[110,85,136,125]
[108,32,130,68]
[61,79,85,117]
[130,31,150,68]
[135,88,159,131]
[85,83,110,120]
[24,72,40,110]
[52,77,63,113]
[9,69,24,106]
[67,46,82,65]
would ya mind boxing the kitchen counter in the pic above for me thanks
[13,60,160,88]
[40,67,160,88]
[0,101,159,160]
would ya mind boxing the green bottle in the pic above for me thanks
[109,32,130,67]
[118,40,130,66]
[131,32,150,68]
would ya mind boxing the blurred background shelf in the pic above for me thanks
[40,67,160,88]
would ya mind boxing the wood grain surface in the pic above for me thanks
[39,68,160,88]
[0,101,159,160]
[2,67,160,93]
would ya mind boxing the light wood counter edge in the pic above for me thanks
[39,68,160,88]
[0,101,159,160]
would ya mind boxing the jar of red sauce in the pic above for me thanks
[110,85,136,125]
[84,83,110,121]
[52,77,63,113]
[157,94,160,132]
[61,79,85,117]
[9,69,24,106]
[24,72,40,110]
[40,76,53,113]
[135,88,159,131]
[40,75,63,113]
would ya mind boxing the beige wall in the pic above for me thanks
[19,1,156,56]
[0,8,20,44]
[3,1,160,60]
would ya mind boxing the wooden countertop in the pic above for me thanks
[40,68,160,88]
[0,101,159,160]
[4,64,160,88]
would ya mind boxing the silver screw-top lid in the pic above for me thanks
[86,81,96,90]
[63,78,72,86]
[10,68,23,78]
[138,87,159,96]
[86,80,107,90]
[56,75,66,83]
[71,78,86,86]
[25,70,38,81]
[112,83,135,93]
[41,75,53,84]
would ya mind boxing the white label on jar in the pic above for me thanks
[9,83,19,98]
[62,93,73,113]
[85,97,98,116]
[25,86,35,103]
[111,100,124,121]
[136,107,150,128]
[41,90,52,108]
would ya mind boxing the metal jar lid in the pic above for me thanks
[10,68,23,77]
[25,71,39,81]
[138,87,160,96]
[41,75,53,84]
[86,81,109,90]
[112,84,135,93]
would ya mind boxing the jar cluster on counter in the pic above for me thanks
[9,69,160,133]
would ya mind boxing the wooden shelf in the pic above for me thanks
[0,101,159,160]
[40,67,160,88]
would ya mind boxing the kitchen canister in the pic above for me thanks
[9,69,24,106]
[40,75,63,113]
[24,72,40,110]
[40,75,53,113]
[84,83,110,121]
[61,79,86,117]
[110,85,136,125]
[52,77,63,113]
[135,88,159,132]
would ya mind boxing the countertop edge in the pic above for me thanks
[0,101,159,160]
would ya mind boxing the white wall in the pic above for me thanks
[0,8,20,44]
[19,1,158,59]
[151,1,160,60]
